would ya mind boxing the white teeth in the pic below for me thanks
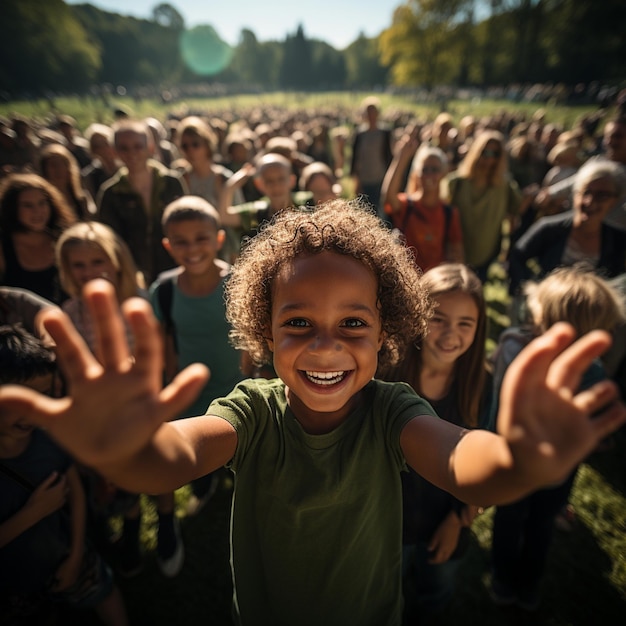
[305,371,346,385]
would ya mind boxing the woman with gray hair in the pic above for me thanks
[507,158,626,298]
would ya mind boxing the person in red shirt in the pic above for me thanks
[382,128,464,272]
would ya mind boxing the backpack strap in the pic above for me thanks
[153,269,179,351]
[442,203,453,248]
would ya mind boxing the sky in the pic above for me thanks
[66,0,404,50]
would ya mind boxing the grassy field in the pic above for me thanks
[0,91,600,132]
[3,92,624,624]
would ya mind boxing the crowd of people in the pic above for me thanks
[0,94,625,626]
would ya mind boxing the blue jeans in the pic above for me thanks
[402,542,461,624]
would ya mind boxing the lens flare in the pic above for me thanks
[180,25,234,76]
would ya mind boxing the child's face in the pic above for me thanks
[416,155,445,192]
[307,174,335,204]
[423,291,479,366]
[163,218,225,275]
[66,243,119,292]
[0,374,54,443]
[44,154,70,187]
[256,164,295,201]
[17,188,50,232]
[115,130,150,171]
[267,251,384,429]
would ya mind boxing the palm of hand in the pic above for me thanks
[497,324,624,488]
[0,280,208,470]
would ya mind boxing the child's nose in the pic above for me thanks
[309,333,338,353]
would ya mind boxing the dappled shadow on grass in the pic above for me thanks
[415,490,626,626]
[59,471,235,626]
[584,426,626,497]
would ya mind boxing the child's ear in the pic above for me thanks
[265,326,274,352]
[289,173,296,190]
[377,330,386,351]
[162,237,172,253]
[254,177,265,194]
[217,229,226,250]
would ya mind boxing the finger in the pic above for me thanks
[84,280,130,369]
[41,308,101,382]
[501,323,576,401]
[546,329,612,391]
[123,297,165,391]
[575,379,626,436]
[0,386,72,431]
[588,401,626,442]
[157,364,210,422]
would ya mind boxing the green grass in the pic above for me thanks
[0,92,599,132]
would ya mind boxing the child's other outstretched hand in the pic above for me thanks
[0,280,209,471]
[497,322,626,488]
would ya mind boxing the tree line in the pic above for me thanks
[1,0,624,99]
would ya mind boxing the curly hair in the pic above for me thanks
[225,198,432,368]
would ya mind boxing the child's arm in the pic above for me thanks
[380,131,419,215]
[401,323,626,506]
[217,163,255,228]
[0,471,68,548]
[50,464,85,591]
[0,280,238,495]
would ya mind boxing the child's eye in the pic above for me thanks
[342,318,365,328]
[285,318,309,328]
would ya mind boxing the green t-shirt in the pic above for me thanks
[209,377,436,626]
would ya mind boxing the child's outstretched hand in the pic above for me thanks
[0,280,209,471]
[497,322,626,487]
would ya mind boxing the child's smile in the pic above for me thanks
[268,250,384,433]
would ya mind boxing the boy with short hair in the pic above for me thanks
[150,196,245,513]
[217,152,312,253]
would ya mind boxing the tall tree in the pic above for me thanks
[0,0,100,94]
[279,25,313,89]
[152,3,185,30]
[379,0,471,89]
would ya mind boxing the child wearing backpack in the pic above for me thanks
[382,129,464,271]
[150,196,245,514]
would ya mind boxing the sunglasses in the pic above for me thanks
[181,140,202,151]
[578,189,617,202]
[481,149,501,159]
[420,166,443,175]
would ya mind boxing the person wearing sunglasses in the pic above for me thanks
[442,130,530,282]
[508,158,626,299]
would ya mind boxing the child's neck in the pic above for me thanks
[418,358,455,401]
[411,188,439,208]
[0,434,30,459]
[268,194,292,213]
[177,259,228,296]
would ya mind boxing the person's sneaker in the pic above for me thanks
[185,474,219,517]
[489,578,516,607]
[157,516,184,578]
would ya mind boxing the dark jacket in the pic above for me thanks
[97,160,186,284]
[508,210,626,295]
